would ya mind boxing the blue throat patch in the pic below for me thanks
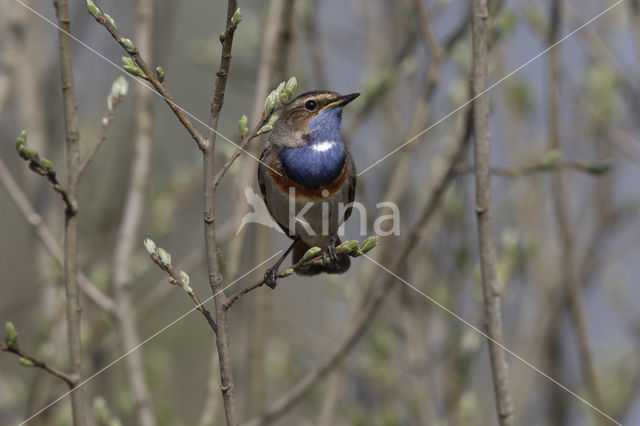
[280,107,346,189]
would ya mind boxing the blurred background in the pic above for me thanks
[1,0,639,425]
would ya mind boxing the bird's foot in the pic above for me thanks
[264,267,278,289]
[327,240,340,264]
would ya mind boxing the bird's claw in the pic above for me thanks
[327,243,340,264]
[264,268,278,289]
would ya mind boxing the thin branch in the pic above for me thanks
[54,0,86,424]
[546,0,605,414]
[1,342,76,388]
[89,2,207,150]
[454,159,612,178]
[78,95,124,176]
[109,0,156,425]
[471,0,514,424]
[147,250,218,334]
[202,2,240,425]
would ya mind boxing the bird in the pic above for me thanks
[258,90,359,288]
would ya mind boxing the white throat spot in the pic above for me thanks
[311,141,336,152]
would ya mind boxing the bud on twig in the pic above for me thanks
[143,234,156,255]
[5,321,18,349]
[231,8,242,26]
[303,247,322,261]
[337,240,359,255]
[359,236,378,254]
[19,357,34,367]
[238,115,248,138]
[120,38,135,53]
[157,248,172,266]
[280,268,294,277]
[86,0,101,19]
[179,270,190,285]
[155,66,165,84]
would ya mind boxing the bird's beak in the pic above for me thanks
[337,92,360,107]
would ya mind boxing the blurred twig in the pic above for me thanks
[471,0,514,424]
[0,341,76,388]
[546,0,605,415]
[78,94,124,176]
[54,0,86,424]
[109,1,156,425]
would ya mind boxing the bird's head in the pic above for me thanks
[270,90,359,147]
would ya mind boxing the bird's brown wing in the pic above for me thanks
[258,145,294,238]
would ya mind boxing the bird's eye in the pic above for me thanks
[304,100,317,111]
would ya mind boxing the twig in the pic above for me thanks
[89,2,207,150]
[0,342,76,388]
[223,253,334,310]
[78,95,124,176]
[211,127,267,191]
[54,0,86,424]
[109,1,156,425]
[546,0,605,414]
[202,2,241,425]
[454,160,612,178]
[471,0,514,424]
[148,251,218,334]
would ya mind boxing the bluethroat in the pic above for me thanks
[258,90,359,288]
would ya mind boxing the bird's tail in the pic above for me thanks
[292,238,351,276]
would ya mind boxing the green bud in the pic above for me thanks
[157,248,171,266]
[280,268,294,277]
[219,32,226,43]
[284,76,297,99]
[168,277,177,285]
[120,38,135,53]
[303,246,322,261]
[29,162,46,175]
[40,158,55,173]
[53,184,64,193]
[179,270,190,285]
[541,149,560,166]
[111,76,129,98]
[274,81,286,100]
[183,285,193,293]
[238,115,249,138]
[86,0,101,19]
[258,123,273,134]
[231,8,242,26]
[123,65,144,78]
[264,91,277,115]
[19,357,34,367]
[18,130,27,142]
[359,236,378,254]
[17,145,30,160]
[5,322,18,349]
[143,235,156,255]
[122,56,135,68]
[267,114,279,126]
[155,66,165,84]
[104,14,116,28]
[337,240,359,255]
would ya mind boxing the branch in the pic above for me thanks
[143,238,218,334]
[223,240,375,310]
[1,341,76,388]
[109,1,156,425]
[87,1,207,150]
[78,81,127,176]
[54,0,86,424]
[454,158,613,178]
[471,0,515,424]
[202,3,241,425]
[546,0,605,413]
